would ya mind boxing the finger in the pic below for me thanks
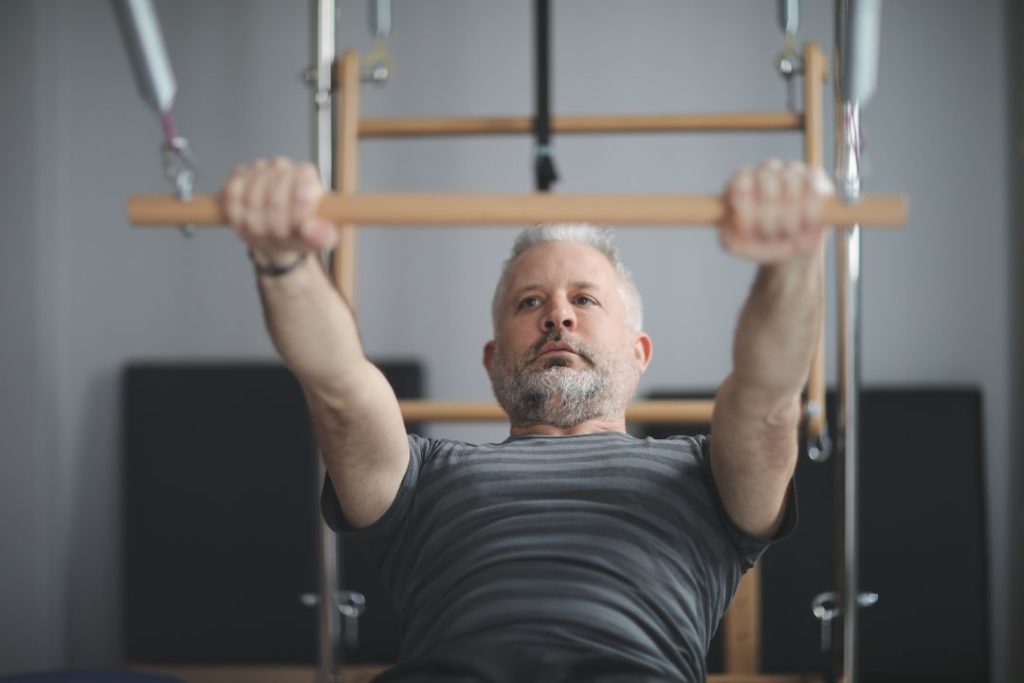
[302,218,339,250]
[726,166,755,237]
[721,229,797,263]
[801,167,832,233]
[755,162,784,239]
[811,166,836,197]
[291,163,326,236]
[265,158,293,241]
[795,226,827,255]
[779,161,804,238]
[243,159,272,240]
[223,164,249,230]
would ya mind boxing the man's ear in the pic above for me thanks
[483,340,496,373]
[633,332,653,374]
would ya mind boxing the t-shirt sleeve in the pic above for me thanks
[320,433,429,550]
[694,433,799,570]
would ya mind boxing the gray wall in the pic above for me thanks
[0,0,1013,680]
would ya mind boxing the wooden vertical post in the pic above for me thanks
[724,568,761,674]
[332,51,361,306]
[724,42,826,677]
[804,41,827,442]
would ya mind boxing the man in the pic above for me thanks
[224,157,832,682]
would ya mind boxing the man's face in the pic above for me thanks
[483,241,652,429]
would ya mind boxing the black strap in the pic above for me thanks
[534,0,559,192]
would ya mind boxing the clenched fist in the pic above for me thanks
[223,157,338,268]
[720,159,834,263]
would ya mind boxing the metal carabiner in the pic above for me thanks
[159,115,198,236]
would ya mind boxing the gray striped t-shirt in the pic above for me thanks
[322,431,796,682]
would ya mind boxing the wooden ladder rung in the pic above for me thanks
[358,112,805,137]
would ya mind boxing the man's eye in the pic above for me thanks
[574,295,595,306]
[520,296,541,309]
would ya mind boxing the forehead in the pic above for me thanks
[503,241,620,292]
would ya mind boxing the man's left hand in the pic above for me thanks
[720,159,835,263]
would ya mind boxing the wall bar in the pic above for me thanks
[399,399,717,423]
[803,43,829,442]
[128,192,907,228]
[358,112,804,137]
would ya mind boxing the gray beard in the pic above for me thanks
[489,346,636,429]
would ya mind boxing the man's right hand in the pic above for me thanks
[223,157,339,267]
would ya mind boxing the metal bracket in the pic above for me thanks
[301,590,368,650]
[361,38,394,83]
[804,400,833,462]
[811,590,879,652]
[776,34,805,113]
[362,0,394,82]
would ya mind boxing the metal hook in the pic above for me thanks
[160,136,198,237]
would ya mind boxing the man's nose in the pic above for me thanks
[543,301,577,332]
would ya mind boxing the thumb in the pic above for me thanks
[303,218,339,250]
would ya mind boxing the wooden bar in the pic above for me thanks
[128,192,907,228]
[358,112,804,137]
[804,42,828,440]
[332,51,360,305]
[398,399,716,423]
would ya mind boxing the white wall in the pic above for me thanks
[0,0,63,669]
[0,0,1012,680]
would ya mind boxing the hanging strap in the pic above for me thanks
[533,0,559,192]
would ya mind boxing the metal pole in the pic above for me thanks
[313,3,340,681]
[834,211,862,683]
[835,2,869,681]
[835,1,883,679]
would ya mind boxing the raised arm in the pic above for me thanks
[710,160,833,538]
[224,157,409,529]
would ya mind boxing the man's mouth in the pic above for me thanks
[530,336,591,364]
[538,343,575,357]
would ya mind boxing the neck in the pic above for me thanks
[508,416,627,437]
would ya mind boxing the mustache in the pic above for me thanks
[529,331,594,364]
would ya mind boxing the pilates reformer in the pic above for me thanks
[117,1,901,682]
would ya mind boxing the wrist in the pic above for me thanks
[248,249,310,277]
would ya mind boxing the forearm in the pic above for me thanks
[255,253,372,400]
[730,251,824,408]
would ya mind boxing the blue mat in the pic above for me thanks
[0,673,181,683]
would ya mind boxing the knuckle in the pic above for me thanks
[294,183,322,207]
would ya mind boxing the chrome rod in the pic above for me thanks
[777,0,800,37]
[313,3,340,681]
[839,0,882,105]
[835,3,868,681]
[111,0,176,114]
[836,218,862,683]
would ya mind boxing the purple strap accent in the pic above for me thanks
[159,112,182,150]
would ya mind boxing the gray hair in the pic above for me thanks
[491,223,644,333]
